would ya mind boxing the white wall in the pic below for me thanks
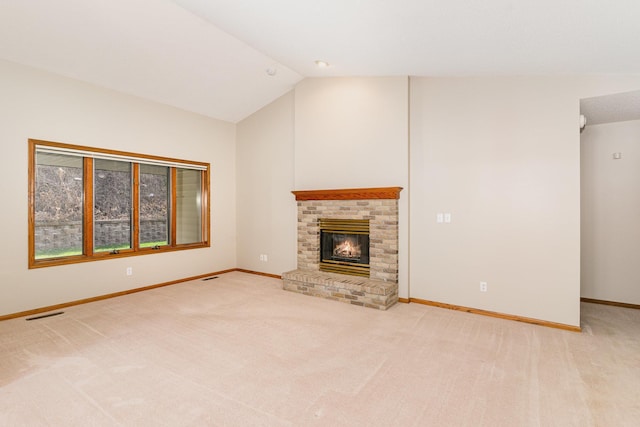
[410,76,640,327]
[581,120,640,304]
[294,77,410,298]
[0,60,237,317]
[410,77,582,326]
[236,91,297,275]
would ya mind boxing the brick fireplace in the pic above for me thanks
[282,187,402,310]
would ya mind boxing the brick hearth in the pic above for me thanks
[282,187,402,310]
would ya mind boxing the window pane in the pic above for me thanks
[176,169,202,244]
[94,159,132,252]
[139,164,169,247]
[34,153,83,259]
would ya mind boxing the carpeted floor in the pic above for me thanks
[0,271,638,426]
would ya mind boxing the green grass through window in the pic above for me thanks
[35,241,168,259]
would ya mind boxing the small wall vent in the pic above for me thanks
[26,311,64,321]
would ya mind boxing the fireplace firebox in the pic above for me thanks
[319,218,370,277]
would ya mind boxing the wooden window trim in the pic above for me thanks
[28,139,211,269]
[84,157,94,257]
[170,167,177,247]
[202,168,210,245]
[132,162,140,251]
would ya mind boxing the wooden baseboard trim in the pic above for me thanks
[0,269,237,322]
[397,297,410,304]
[408,298,581,332]
[235,269,282,279]
[581,297,640,310]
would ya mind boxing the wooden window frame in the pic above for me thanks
[28,139,210,269]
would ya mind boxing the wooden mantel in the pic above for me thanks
[292,187,403,201]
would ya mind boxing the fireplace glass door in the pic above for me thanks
[319,219,370,277]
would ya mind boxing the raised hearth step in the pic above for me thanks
[282,269,398,310]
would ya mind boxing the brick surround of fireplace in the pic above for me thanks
[282,187,402,310]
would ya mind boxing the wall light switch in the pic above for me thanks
[437,213,444,223]
[613,152,622,160]
[444,213,451,223]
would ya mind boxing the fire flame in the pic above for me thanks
[334,240,360,258]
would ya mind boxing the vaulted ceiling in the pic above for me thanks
[1,1,640,123]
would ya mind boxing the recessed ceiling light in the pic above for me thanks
[266,67,277,76]
[315,60,330,68]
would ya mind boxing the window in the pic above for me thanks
[176,169,202,245]
[33,152,84,259]
[139,164,170,248]
[94,159,133,253]
[29,139,210,268]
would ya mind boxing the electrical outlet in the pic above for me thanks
[264,254,268,262]
[480,281,487,292]
[126,267,133,276]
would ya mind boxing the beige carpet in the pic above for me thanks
[0,271,638,426]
